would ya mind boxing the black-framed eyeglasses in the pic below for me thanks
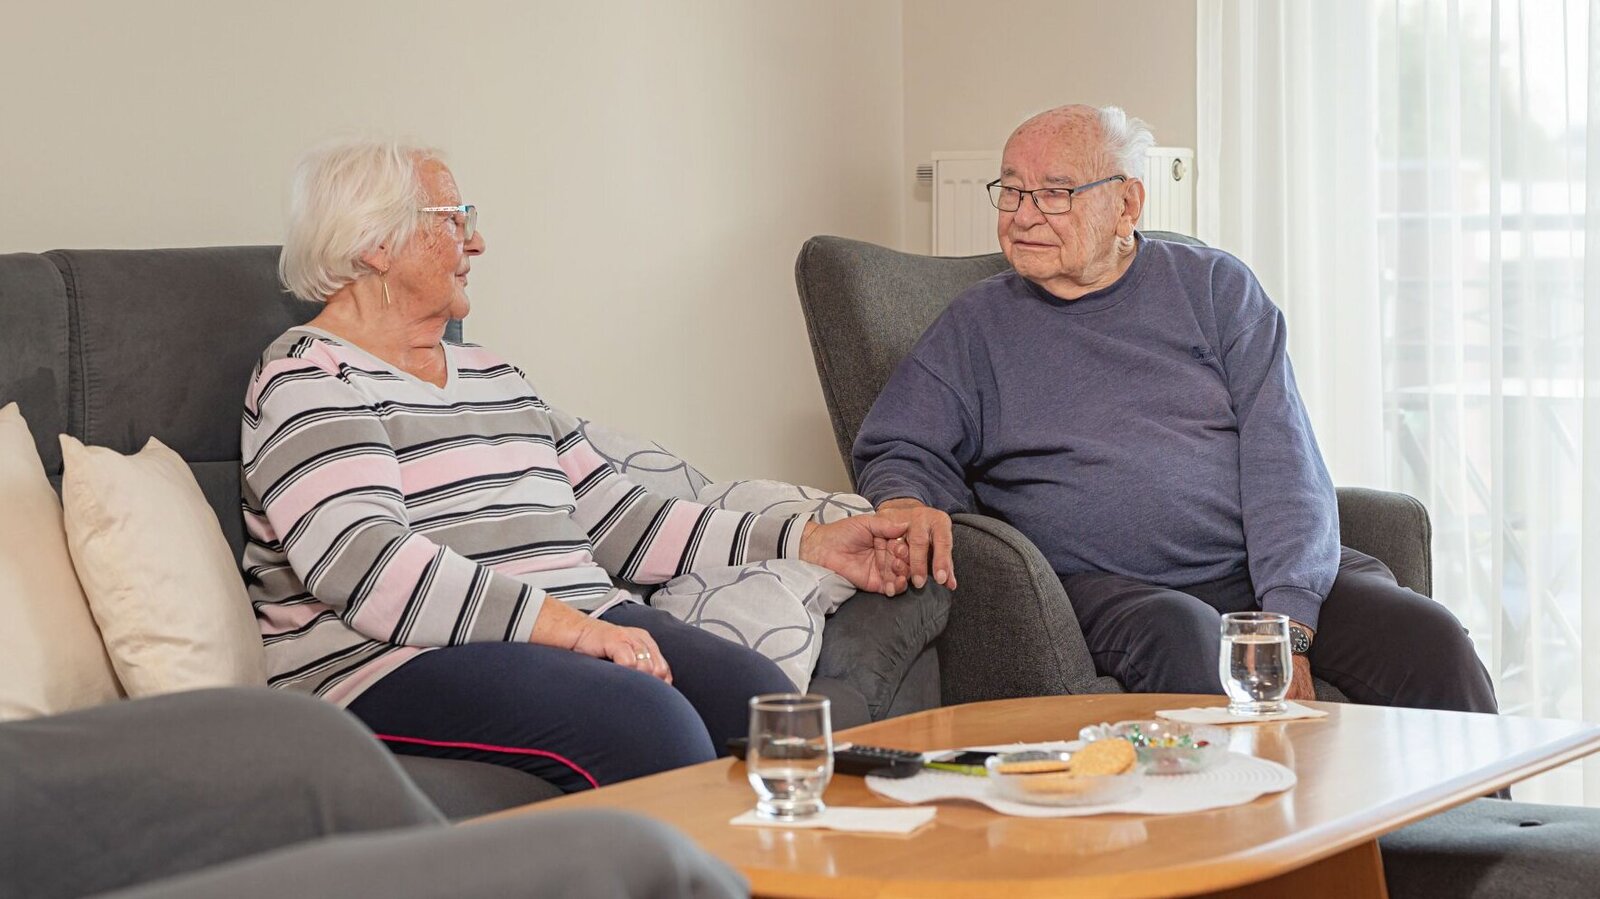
[985,176,1126,215]
[419,204,477,241]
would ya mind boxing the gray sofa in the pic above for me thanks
[0,244,943,817]
[2,687,747,899]
[791,232,1600,897]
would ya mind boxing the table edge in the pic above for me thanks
[736,726,1600,899]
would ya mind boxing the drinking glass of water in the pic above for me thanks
[1220,612,1292,716]
[747,693,833,821]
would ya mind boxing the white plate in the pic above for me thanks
[868,748,1295,818]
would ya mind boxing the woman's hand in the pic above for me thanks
[531,599,671,682]
[571,619,672,683]
[799,515,912,596]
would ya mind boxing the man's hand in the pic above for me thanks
[874,498,958,590]
[799,516,911,596]
[1284,619,1316,701]
[1286,654,1315,702]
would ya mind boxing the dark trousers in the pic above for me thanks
[1062,547,1499,714]
[348,602,797,793]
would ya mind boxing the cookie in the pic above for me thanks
[1067,739,1136,776]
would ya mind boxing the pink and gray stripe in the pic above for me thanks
[241,328,804,706]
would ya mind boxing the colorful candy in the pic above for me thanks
[1119,723,1210,749]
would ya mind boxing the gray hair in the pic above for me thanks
[279,139,444,302]
[1095,106,1156,180]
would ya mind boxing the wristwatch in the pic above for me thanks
[1288,624,1314,656]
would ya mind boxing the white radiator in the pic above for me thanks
[1141,146,1195,238]
[923,147,1196,257]
[928,151,1005,258]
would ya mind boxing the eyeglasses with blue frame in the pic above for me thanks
[419,204,477,240]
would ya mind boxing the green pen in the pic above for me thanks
[924,750,998,776]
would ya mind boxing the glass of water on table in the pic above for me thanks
[1220,612,1292,716]
[747,693,833,820]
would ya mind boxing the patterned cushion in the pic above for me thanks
[695,480,872,523]
[575,417,708,500]
[573,416,878,690]
[649,560,854,691]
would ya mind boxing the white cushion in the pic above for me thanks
[59,434,266,697]
[0,404,122,720]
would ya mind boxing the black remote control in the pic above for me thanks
[726,737,924,778]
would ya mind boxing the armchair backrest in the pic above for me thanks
[793,232,1203,483]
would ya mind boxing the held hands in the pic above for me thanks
[873,498,958,590]
[799,515,912,596]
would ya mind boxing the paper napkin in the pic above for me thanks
[1156,701,1328,725]
[729,806,936,834]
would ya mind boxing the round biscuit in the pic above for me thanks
[1068,739,1136,776]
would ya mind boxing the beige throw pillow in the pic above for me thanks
[60,434,265,696]
[0,403,123,720]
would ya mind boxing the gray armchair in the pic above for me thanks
[793,233,1433,704]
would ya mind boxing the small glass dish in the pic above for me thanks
[1079,720,1227,775]
[984,749,1143,807]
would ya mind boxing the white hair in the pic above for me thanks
[1095,105,1156,180]
[279,139,444,302]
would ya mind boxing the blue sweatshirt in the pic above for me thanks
[852,235,1339,628]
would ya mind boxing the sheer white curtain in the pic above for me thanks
[1197,0,1386,487]
[1201,0,1600,804]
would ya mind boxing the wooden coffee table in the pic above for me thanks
[490,694,1600,898]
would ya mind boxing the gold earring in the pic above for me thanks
[381,278,391,306]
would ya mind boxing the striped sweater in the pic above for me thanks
[241,327,805,706]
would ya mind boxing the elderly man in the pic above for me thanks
[853,104,1497,713]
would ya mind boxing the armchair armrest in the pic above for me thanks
[1336,487,1432,597]
[938,513,1121,704]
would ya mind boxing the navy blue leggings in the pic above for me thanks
[346,603,797,793]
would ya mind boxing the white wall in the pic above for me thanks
[2,1,1203,486]
[1,0,905,489]
[901,0,1198,254]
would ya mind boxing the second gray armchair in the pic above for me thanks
[793,233,1434,704]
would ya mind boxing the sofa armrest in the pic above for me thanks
[937,513,1120,704]
[1336,487,1432,597]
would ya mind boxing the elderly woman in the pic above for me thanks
[243,140,910,792]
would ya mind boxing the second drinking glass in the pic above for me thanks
[1219,611,1292,716]
[746,693,833,820]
